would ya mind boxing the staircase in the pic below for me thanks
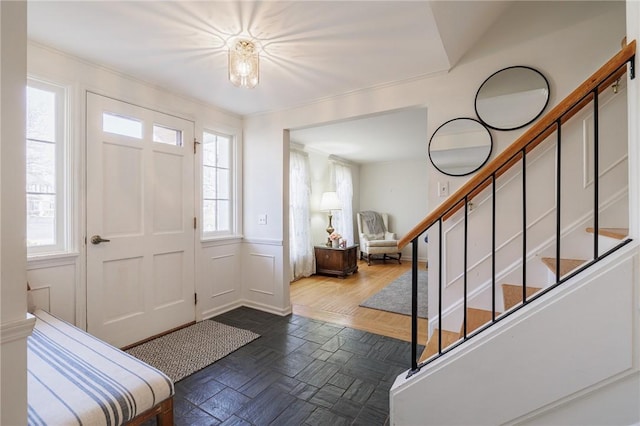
[419,228,629,363]
[390,40,638,426]
[399,41,636,374]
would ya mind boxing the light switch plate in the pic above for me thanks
[438,181,449,197]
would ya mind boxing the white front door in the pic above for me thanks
[86,93,195,347]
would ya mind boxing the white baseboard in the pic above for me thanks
[240,299,292,316]
[201,299,292,321]
[200,300,245,321]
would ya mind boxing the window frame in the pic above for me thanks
[201,128,239,240]
[26,78,70,256]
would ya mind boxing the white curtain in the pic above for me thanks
[289,149,315,280]
[333,161,354,247]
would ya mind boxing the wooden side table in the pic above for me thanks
[314,244,359,278]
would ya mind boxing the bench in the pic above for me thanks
[27,309,174,425]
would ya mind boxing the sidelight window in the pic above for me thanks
[202,130,234,237]
[26,79,68,254]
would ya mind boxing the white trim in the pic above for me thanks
[243,238,283,246]
[200,300,292,320]
[249,288,274,296]
[200,300,245,320]
[211,289,235,298]
[289,142,308,155]
[200,236,243,247]
[0,314,36,344]
[240,299,292,316]
[27,251,79,269]
[328,154,357,166]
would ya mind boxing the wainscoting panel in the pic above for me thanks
[27,261,77,324]
[240,240,289,315]
[247,253,276,296]
[29,286,50,313]
[198,242,242,320]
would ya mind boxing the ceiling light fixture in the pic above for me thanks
[228,39,259,89]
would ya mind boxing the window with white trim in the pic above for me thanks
[26,79,68,254]
[202,130,235,237]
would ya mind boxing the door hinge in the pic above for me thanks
[194,138,201,154]
[194,293,198,305]
[194,217,197,229]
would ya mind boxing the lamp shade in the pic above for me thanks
[319,191,341,211]
[229,39,259,88]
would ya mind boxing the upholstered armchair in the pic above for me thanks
[356,212,401,266]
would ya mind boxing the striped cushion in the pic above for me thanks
[27,310,174,426]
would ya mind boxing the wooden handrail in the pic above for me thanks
[399,40,636,249]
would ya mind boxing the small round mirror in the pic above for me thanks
[475,66,550,131]
[428,118,492,176]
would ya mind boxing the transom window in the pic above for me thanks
[26,79,68,254]
[153,124,183,146]
[202,130,233,237]
[102,112,142,139]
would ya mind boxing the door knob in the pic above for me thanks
[91,235,111,245]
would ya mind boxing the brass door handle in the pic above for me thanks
[91,235,111,245]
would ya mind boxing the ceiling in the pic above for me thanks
[290,108,429,164]
[27,1,511,163]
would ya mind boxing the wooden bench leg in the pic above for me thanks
[126,397,174,426]
[156,398,174,426]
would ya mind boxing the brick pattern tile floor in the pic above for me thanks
[165,307,419,425]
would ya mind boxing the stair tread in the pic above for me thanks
[460,307,498,336]
[585,227,628,240]
[419,328,460,363]
[502,283,543,310]
[541,257,586,276]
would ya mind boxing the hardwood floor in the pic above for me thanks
[290,259,429,344]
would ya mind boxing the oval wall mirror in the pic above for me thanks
[428,118,492,176]
[475,66,550,131]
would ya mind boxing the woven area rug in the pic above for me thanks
[359,269,428,318]
[126,320,260,382]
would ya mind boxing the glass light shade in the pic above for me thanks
[319,191,341,211]
[229,39,259,89]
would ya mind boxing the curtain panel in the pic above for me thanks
[333,162,354,247]
[289,150,315,280]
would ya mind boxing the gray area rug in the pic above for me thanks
[126,320,260,382]
[359,269,428,318]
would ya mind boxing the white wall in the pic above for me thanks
[359,160,428,262]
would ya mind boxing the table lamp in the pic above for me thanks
[319,191,341,246]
